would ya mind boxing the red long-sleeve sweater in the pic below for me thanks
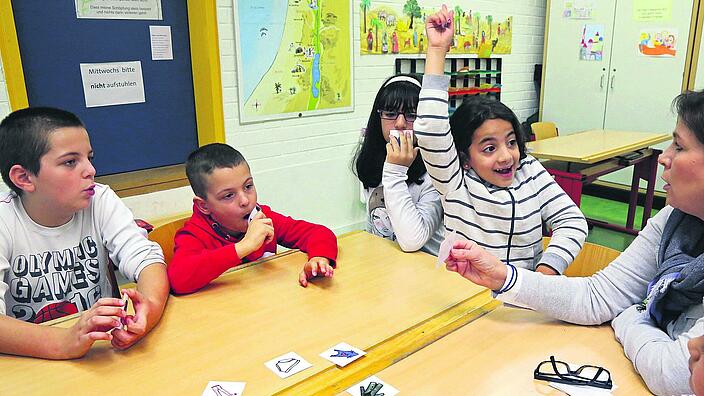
[167,204,338,294]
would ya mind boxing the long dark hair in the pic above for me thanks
[449,95,528,166]
[352,74,426,188]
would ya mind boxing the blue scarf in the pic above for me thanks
[647,209,704,331]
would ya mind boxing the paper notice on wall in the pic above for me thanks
[563,1,594,19]
[75,0,162,20]
[150,25,173,60]
[633,0,672,21]
[80,61,146,108]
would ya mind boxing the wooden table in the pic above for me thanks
[0,232,494,395]
[368,305,650,395]
[527,129,671,235]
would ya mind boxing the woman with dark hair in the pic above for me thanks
[424,9,702,394]
[444,75,704,396]
[447,92,704,395]
[353,74,444,255]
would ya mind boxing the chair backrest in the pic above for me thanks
[148,216,189,264]
[531,121,559,140]
[542,237,620,277]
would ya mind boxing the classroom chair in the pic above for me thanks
[148,215,190,264]
[531,121,559,141]
[543,237,620,277]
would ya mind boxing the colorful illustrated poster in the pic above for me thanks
[360,3,512,56]
[633,0,672,22]
[234,0,352,123]
[562,1,594,19]
[579,24,604,61]
[638,29,677,56]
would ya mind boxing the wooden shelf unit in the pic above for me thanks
[394,57,502,112]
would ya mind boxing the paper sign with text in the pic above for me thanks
[80,61,145,108]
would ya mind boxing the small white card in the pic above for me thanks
[549,381,616,395]
[264,352,312,379]
[347,376,399,396]
[437,230,459,268]
[201,381,246,396]
[319,342,366,367]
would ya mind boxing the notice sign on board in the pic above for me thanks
[75,0,163,20]
[80,61,146,108]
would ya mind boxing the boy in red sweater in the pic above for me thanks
[168,143,338,294]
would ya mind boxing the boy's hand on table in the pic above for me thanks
[299,256,334,287]
[445,240,507,291]
[63,297,125,358]
[110,288,154,350]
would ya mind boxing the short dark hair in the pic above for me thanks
[352,73,426,189]
[186,143,248,198]
[673,90,704,145]
[0,107,85,195]
[449,96,528,165]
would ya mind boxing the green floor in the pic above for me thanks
[580,194,659,252]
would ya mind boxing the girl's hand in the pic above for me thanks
[536,265,559,276]
[385,130,418,167]
[426,5,454,50]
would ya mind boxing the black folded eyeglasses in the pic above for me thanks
[533,356,613,390]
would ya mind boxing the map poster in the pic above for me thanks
[234,0,353,124]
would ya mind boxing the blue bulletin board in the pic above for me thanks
[9,0,199,176]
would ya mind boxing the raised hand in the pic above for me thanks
[425,4,454,50]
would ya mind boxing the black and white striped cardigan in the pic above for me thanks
[414,74,588,273]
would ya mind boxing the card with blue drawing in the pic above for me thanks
[264,351,312,379]
[347,375,399,396]
[201,381,246,396]
[319,342,366,367]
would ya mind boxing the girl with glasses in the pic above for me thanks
[352,74,445,255]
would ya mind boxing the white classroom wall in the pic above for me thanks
[695,30,704,90]
[0,0,547,233]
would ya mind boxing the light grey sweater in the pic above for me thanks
[364,165,445,255]
[499,205,701,396]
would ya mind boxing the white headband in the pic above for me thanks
[384,75,421,88]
